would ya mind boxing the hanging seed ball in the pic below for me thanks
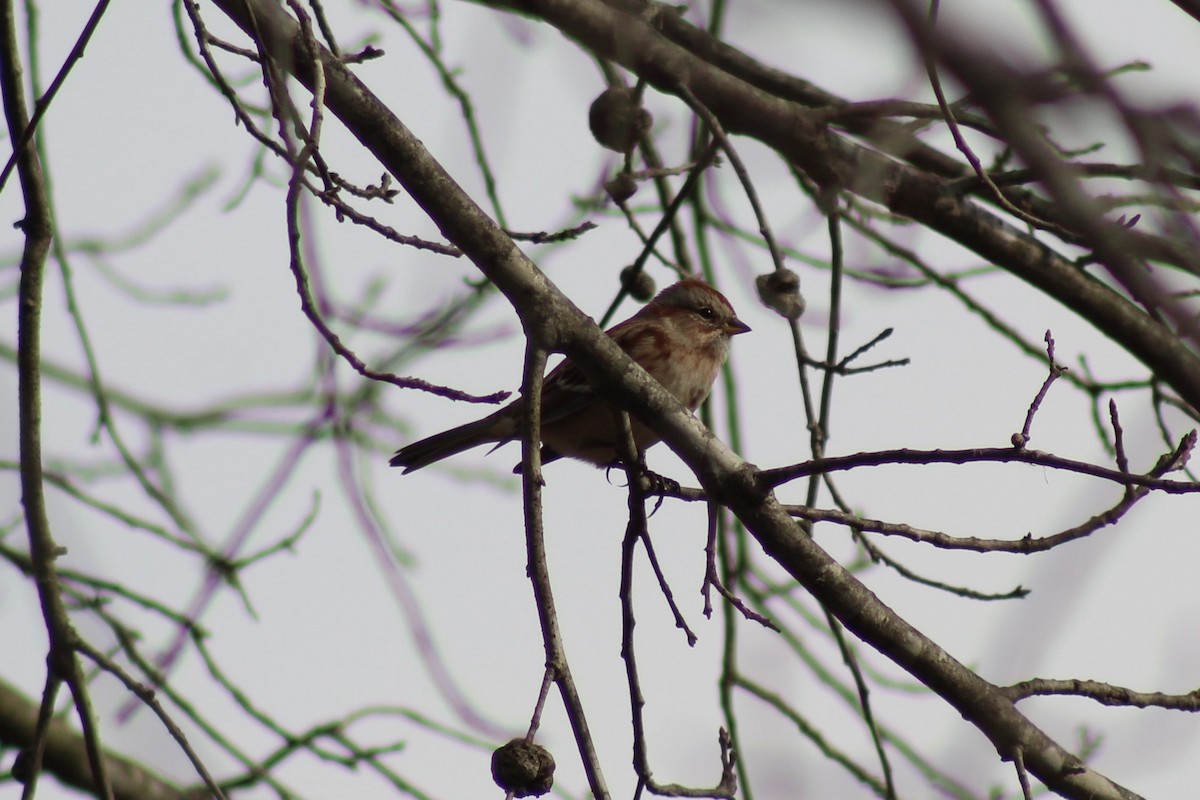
[756,268,806,320]
[605,172,638,204]
[589,87,652,153]
[491,738,555,797]
[620,266,657,302]
[11,749,33,783]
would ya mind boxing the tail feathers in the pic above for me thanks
[389,415,509,474]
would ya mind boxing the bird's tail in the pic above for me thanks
[389,415,508,473]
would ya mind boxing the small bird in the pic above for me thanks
[390,279,750,473]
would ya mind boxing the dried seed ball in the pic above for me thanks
[491,738,555,797]
[620,266,657,302]
[589,87,652,153]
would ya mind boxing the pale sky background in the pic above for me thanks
[2,1,1199,799]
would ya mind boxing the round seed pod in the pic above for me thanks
[589,86,652,153]
[491,738,555,797]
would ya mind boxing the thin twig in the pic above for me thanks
[524,667,556,740]
[923,0,1064,235]
[519,344,611,800]
[675,84,788,276]
[1,5,113,796]
[1013,331,1067,448]
[1005,678,1200,710]
[761,435,1198,492]
[1109,399,1129,475]
[0,0,112,193]
[75,641,228,800]
[1012,745,1034,800]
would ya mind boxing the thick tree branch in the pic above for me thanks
[0,678,189,800]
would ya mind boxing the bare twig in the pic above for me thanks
[1013,331,1068,448]
[1,4,112,796]
[518,343,611,800]
[0,0,112,193]
[922,0,1064,235]
[75,641,228,800]
[1109,398,1130,476]
[1005,678,1200,710]
[762,436,1198,493]
[1012,745,1034,800]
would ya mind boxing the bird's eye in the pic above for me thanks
[697,306,716,320]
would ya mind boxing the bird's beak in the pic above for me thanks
[725,317,751,336]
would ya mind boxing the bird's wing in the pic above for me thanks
[537,355,604,425]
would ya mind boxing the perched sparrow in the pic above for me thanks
[390,280,750,473]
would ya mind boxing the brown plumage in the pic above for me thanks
[390,280,749,473]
